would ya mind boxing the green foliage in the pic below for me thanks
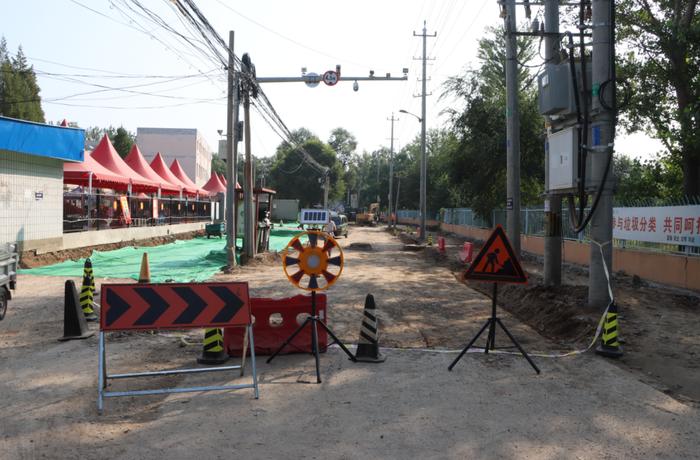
[0,38,45,122]
[111,127,134,158]
[617,0,700,195]
[268,129,344,207]
[211,153,226,175]
[614,155,683,204]
[83,125,135,158]
[440,26,544,221]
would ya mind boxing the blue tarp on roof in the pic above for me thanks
[0,116,84,162]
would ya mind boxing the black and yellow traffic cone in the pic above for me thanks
[83,258,97,296]
[80,268,98,322]
[197,328,230,364]
[138,252,151,283]
[596,302,623,358]
[59,280,95,341]
[427,234,433,246]
[355,294,385,363]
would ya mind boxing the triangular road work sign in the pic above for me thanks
[464,225,527,284]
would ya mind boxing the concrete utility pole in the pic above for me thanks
[414,21,436,242]
[387,113,398,227]
[323,173,330,209]
[225,30,239,269]
[588,0,615,308]
[242,55,255,260]
[543,0,562,286]
[504,0,521,256]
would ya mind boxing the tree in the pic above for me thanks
[268,129,345,207]
[211,153,226,175]
[82,126,134,157]
[0,40,45,122]
[617,1,700,196]
[441,26,544,221]
[614,155,683,204]
[328,127,358,168]
[111,126,134,158]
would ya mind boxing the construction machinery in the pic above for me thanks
[356,203,380,226]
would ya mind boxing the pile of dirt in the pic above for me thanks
[20,230,204,269]
[466,280,595,344]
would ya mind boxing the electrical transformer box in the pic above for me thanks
[547,127,578,193]
[538,62,591,116]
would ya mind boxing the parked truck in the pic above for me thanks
[0,243,18,320]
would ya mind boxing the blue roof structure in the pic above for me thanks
[0,116,84,162]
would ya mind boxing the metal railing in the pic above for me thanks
[397,206,700,256]
[63,193,213,233]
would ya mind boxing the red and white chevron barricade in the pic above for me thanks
[97,282,258,414]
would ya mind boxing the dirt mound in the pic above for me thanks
[20,230,204,269]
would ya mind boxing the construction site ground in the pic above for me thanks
[1,225,698,459]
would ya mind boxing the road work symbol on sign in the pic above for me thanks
[464,225,527,284]
[101,282,249,331]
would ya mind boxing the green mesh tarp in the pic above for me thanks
[21,226,304,283]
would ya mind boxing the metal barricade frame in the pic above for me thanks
[97,281,259,414]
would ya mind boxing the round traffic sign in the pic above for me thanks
[305,72,320,88]
[322,70,339,86]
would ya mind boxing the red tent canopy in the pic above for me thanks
[125,145,179,195]
[218,173,227,186]
[169,159,202,191]
[91,135,159,193]
[202,171,227,196]
[64,151,131,190]
[150,152,197,196]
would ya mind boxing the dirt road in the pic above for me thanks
[1,225,698,459]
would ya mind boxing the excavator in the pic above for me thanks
[356,203,380,226]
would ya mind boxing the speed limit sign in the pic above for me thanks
[322,70,339,86]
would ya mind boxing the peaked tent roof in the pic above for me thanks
[91,135,159,193]
[149,152,197,196]
[218,173,227,186]
[169,159,203,193]
[125,145,179,195]
[202,171,227,195]
[64,151,131,190]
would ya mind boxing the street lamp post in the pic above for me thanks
[399,109,425,241]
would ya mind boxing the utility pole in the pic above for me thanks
[543,0,562,286]
[504,0,521,255]
[242,53,256,260]
[588,0,615,308]
[323,173,330,209]
[414,21,436,242]
[387,113,398,227]
[225,30,239,269]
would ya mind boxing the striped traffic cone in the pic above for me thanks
[197,328,230,365]
[427,234,433,246]
[80,268,98,322]
[355,294,385,363]
[84,258,96,296]
[596,302,623,358]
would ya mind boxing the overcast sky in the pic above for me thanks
[2,0,662,162]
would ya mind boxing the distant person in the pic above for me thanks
[324,218,337,236]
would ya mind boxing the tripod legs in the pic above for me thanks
[448,317,540,374]
[266,317,311,364]
[448,319,491,371]
[495,318,540,374]
[266,315,356,383]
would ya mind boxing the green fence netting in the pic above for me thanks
[20,225,305,283]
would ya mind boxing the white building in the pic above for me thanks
[136,127,212,187]
[0,116,84,252]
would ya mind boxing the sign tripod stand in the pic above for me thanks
[267,230,356,382]
[448,225,540,374]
